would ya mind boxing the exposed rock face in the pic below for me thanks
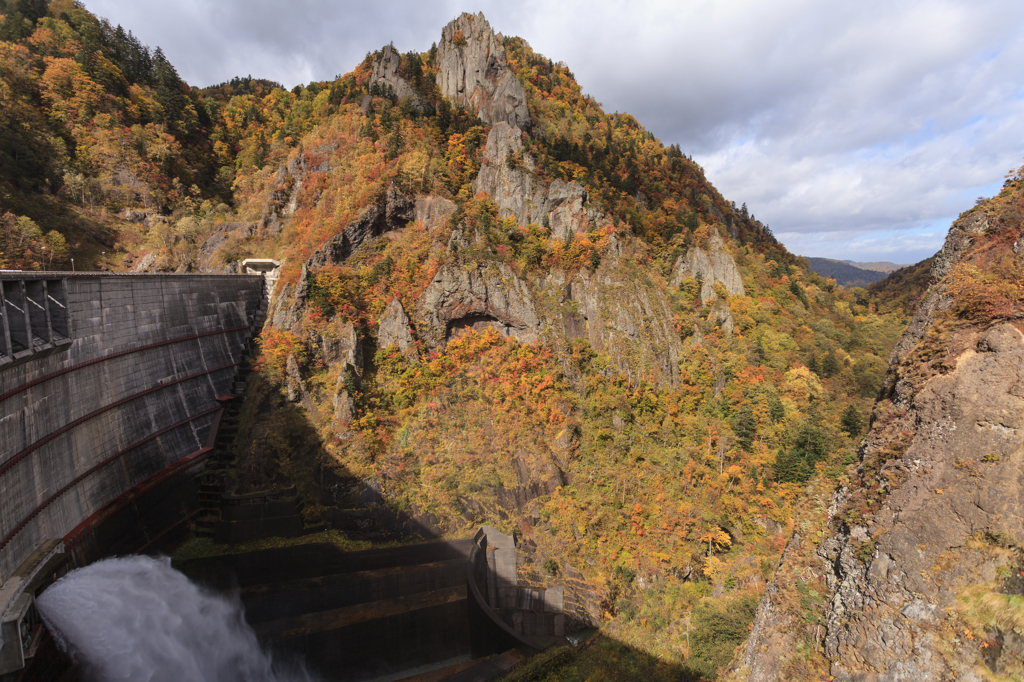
[530,238,683,386]
[416,260,542,349]
[472,122,601,240]
[731,209,1024,682]
[321,321,361,373]
[370,44,422,111]
[197,222,255,273]
[670,232,745,303]
[377,297,416,354]
[322,322,361,428]
[304,186,415,274]
[930,208,988,281]
[414,194,457,229]
[435,13,531,129]
[815,323,1024,681]
[709,299,735,335]
[285,354,305,403]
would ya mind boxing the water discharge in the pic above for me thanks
[36,555,317,682]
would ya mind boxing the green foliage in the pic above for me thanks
[685,594,760,679]
[841,405,864,438]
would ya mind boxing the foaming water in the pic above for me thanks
[36,555,317,682]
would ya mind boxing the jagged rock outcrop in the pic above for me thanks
[303,186,415,274]
[271,190,441,332]
[812,322,1024,680]
[531,237,683,386]
[320,321,361,373]
[670,232,745,303]
[197,222,256,272]
[259,143,338,235]
[730,207,1024,682]
[285,354,305,403]
[435,13,531,129]
[370,44,422,111]
[472,122,601,240]
[322,322,361,427]
[416,260,542,349]
[377,297,417,355]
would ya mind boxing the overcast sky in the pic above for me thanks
[83,0,1024,265]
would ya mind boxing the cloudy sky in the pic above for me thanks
[83,0,1024,265]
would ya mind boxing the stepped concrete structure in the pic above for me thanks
[0,272,266,675]
[0,272,567,681]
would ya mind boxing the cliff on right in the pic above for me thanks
[728,166,1024,682]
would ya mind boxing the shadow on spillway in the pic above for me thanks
[11,378,707,682]
[175,541,476,682]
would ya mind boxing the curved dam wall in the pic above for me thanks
[0,273,265,585]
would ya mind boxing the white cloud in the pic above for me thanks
[81,0,1024,263]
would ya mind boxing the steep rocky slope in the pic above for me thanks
[219,14,909,675]
[0,5,918,674]
[729,173,1024,681]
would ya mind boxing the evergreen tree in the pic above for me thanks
[841,405,864,438]
[733,405,756,451]
[153,47,186,123]
[807,354,820,376]
[821,350,840,377]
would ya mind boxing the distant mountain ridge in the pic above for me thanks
[804,257,887,287]
[841,259,905,273]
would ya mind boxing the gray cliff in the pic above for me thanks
[435,12,531,129]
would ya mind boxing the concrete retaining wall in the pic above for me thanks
[0,273,265,584]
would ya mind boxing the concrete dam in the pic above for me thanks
[0,272,266,676]
[0,272,569,681]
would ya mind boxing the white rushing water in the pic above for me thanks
[36,555,317,682]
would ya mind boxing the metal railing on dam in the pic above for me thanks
[0,272,266,594]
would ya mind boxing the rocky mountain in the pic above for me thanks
[728,174,1024,681]
[225,13,911,676]
[0,5,941,678]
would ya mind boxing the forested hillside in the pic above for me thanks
[805,257,885,287]
[0,5,922,679]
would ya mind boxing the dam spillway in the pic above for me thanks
[0,272,569,681]
[0,272,266,675]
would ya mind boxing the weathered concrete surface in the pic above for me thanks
[0,273,264,584]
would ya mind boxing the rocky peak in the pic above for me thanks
[435,12,531,129]
[370,44,423,113]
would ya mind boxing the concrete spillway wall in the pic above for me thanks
[0,273,265,585]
